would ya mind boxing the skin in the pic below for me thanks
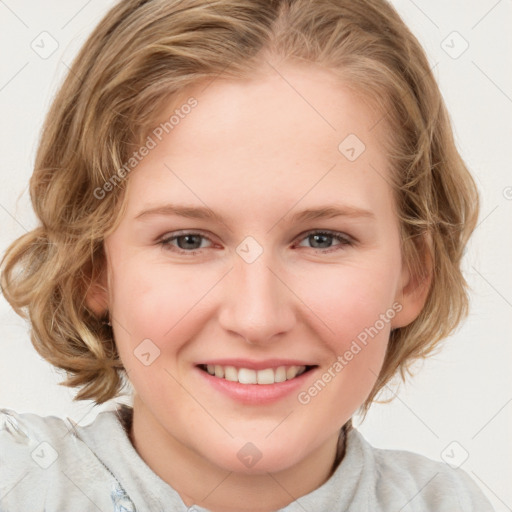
[88,61,430,512]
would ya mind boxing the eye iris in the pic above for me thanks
[310,233,332,249]
[170,232,341,251]
[177,234,202,250]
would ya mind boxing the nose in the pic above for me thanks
[218,247,296,346]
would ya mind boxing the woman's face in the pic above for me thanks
[95,62,425,475]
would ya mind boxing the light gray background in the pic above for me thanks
[0,1,510,509]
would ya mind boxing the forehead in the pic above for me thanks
[124,62,394,223]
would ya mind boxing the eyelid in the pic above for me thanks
[293,229,354,245]
[158,229,355,255]
[159,229,216,248]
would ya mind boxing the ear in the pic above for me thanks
[391,233,433,329]
[85,265,109,317]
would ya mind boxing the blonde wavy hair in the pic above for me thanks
[0,0,479,416]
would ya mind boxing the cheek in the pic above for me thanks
[109,242,400,373]
[108,253,225,386]
[111,248,401,343]
[295,259,400,398]
[304,257,400,340]
[110,255,201,334]
[108,257,201,399]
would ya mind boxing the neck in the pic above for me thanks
[125,396,349,512]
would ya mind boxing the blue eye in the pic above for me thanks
[296,230,353,252]
[160,232,212,253]
[159,230,353,255]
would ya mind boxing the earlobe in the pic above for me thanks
[391,235,433,329]
[85,268,109,317]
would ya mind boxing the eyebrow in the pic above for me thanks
[135,203,375,224]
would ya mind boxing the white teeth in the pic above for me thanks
[238,368,257,384]
[257,368,275,385]
[274,366,287,383]
[224,365,238,382]
[286,366,299,380]
[204,364,307,384]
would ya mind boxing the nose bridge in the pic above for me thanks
[219,238,295,344]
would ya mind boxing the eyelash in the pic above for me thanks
[158,230,354,256]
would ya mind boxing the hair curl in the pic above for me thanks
[0,0,479,416]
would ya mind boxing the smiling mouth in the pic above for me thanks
[197,364,317,385]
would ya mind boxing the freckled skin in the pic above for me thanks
[90,61,428,512]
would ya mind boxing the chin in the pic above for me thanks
[202,439,306,475]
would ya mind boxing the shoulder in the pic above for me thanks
[0,407,121,511]
[0,407,71,475]
[349,429,494,511]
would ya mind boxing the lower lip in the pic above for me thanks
[196,367,315,405]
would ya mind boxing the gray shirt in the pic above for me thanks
[0,405,494,511]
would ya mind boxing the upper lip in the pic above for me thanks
[196,359,317,370]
